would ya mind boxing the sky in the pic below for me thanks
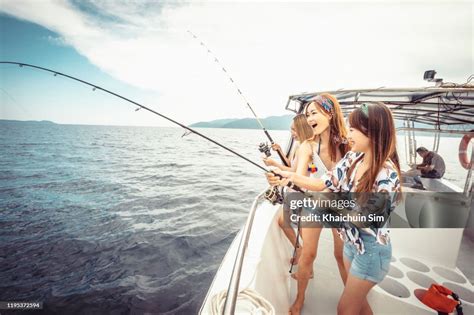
[0,0,472,126]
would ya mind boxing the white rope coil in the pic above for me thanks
[209,288,275,315]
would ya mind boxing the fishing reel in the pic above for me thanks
[258,142,271,157]
[264,186,284,205]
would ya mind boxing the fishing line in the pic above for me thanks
[0,61,303,194]
[0,86,33,118]
[0,61,291,181]
[187,30,290,166]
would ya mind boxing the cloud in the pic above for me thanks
[46,35,69,47]
[0,0,472,125]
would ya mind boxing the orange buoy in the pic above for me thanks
[459,133,474,169]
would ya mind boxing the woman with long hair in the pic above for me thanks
[267,102,401,315]
[268,93,350,314]
[263,114,313,172]
[263,113,313,276]
[289,93,350,314]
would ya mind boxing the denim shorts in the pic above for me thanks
[343,234,392,283]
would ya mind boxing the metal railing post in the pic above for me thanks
[222,190,266,315]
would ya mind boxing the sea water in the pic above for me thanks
[0,121,468,313]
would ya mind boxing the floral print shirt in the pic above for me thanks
[321,151,401,254]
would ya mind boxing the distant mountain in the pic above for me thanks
[0,119,56,124]
[190,115,294,130]
[189,115,443,131]
[189,118,238,128]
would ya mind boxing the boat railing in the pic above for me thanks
[222,189,267,315]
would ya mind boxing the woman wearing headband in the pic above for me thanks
[269,94,349,314]
[267,102,401,315]
[291,93,350,314]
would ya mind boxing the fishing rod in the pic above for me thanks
[187,30,290,167]
[0,61,267,171]
[0,61,302,196]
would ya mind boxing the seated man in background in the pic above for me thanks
[415,146,446,179]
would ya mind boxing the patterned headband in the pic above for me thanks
[314,95,334,114]
[361,103,369,117]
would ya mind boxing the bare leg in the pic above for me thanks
[289,227,323,315]
[332,228,347,284]
[339,258,374,315]
[278,209,302,264]
[278,208,297,244]
[359,297,374,315]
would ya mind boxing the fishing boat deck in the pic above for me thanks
[200,201,474,314]
[291,229,432,314]
[201,83,474,315]
[292,227,473,314]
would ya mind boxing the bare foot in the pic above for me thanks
[289,299,304,315]
[290,246,302,265]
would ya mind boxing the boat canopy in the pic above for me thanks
[286,86,474,126]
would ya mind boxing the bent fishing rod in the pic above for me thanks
[187,31,290,167]
[0,61,301,193]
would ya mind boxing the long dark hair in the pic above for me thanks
[347,102,401,192]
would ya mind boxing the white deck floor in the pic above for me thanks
[290,229,436,314]
[201,202,474,314]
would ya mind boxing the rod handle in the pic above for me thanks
[270,171,304,193]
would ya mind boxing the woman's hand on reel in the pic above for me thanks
[262,156,278,167]
[265,168,292,187]
[271,143,282,152]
